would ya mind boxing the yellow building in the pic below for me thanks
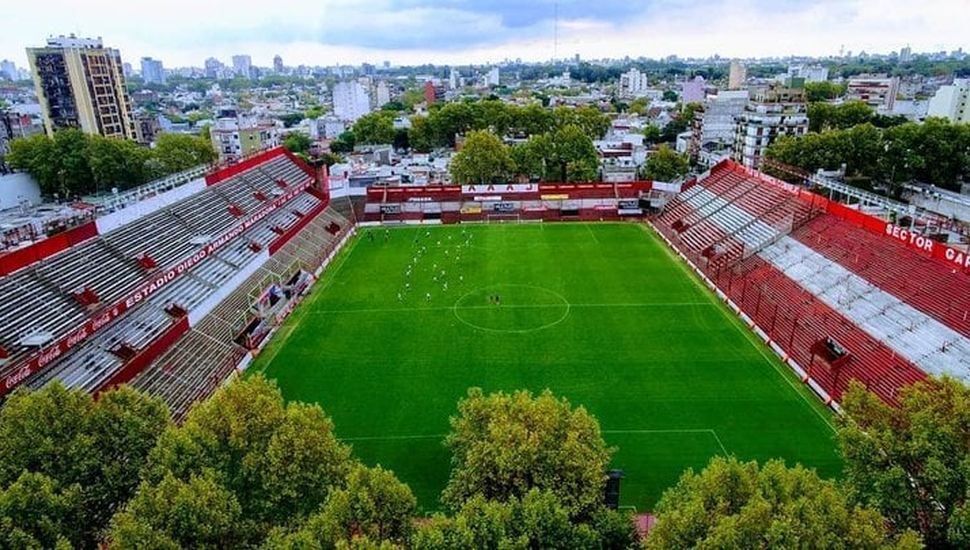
[27,35,136,139]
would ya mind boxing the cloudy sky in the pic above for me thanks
[1,0,967,69]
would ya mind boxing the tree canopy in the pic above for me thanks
[647,456,921,549]
[448,130,516,184]
[110,375,355,548]
[766,118,970,192]
[641,144,689,182]
[808,100,875,132]
[442,388,612,518]
[6,129,215,197]
[0,383,169,548]
[838,378,970,548]
[352,111,397,145]
[283,132,313,155]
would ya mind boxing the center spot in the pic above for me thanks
[452,284,570,333]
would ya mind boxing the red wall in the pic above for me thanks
[95,315,190,394]
[268,200,329,255]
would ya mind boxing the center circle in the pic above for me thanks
[452,284,571,333]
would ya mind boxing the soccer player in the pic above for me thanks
[426,292,431,301]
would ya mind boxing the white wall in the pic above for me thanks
[0,172,42,209]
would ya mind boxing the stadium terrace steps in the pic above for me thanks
[720,255,924,404]
[653,162,969,405]
[759,238,970,380]
[0,153,321,394]
[131,206,353,419]
[793,215,970,339]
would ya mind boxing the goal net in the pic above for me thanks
[485,213,521,224]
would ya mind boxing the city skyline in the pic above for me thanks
[0,0,967,70]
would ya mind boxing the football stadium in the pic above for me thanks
[0,147,968,545]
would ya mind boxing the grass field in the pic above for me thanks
[251,222,841,513]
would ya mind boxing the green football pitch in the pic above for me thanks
[251,222,841,513]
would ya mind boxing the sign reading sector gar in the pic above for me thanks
[1,180,312,395]
[884,223,970,271]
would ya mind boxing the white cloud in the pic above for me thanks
[0,0,965,68]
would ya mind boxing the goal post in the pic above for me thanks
[485,213,521,224]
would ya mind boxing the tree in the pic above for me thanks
[647,456,921,549]
[305,105,326,120]
[116,375,353,547]
[550,124,599,182]
[838,378,970,547]
[0,383,169,548]
[320,152,343,167]
[414,490,636,550]
[628,97,651,116]
[642,145,689,181]
[441,388,611,518]
[6,133,62,195]
[266,464,416,548]
[448,130,515,184]
[109,472,242,549]
[660,103,701,143]
[511,139,546,181]
[509,103,554,137]
[805,81,848,102]
[153,133,216,173]
[0,472,82,549]
[331,130,357,153]
[87,136,151,192]
[662,90,679,102]
[642,125,662,144]
[552,105,610,139]
[808,100,874,132]
[408,116,435,153]
[278,113,305,128]
[283,133,312,155]
[352,112,396,145]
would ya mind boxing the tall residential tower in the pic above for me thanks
[26,35,135,139]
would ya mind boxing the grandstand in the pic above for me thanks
[0,147,354,418]
[0,144,964,427]
[652,159,970,405]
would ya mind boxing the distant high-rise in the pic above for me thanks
[204,57,223,78]
[273,55,284,74]
[140,57,165,85]
[26,35,135,139]
[448,68,459,90]
[619,68,649,97]
[0,60,17,81]
[332,81,371,122]
[900,46,913,63]
[733,80,808,168]
[231,54,252,78]
[728,61,746,90]
[681,75,707,103]
[375,80,391,107]
[484,67,499,87]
